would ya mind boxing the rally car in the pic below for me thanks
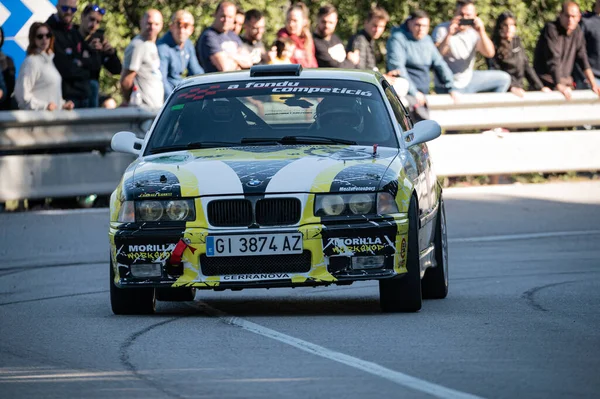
[109,64,448,315]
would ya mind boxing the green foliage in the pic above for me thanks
[92,0,597,101]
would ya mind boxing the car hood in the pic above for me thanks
[123,145,400,199]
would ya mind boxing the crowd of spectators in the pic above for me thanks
[0,0,599,112]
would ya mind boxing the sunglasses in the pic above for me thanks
[84,4,106,15]
[36,32,53,39]
[60,5,77,13]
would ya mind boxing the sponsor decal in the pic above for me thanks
[138,192,173,198]
[226,81,372,97]
[240,81,300,88]
[270,87,372,96]
[127,252,169,260]
[332,244,386,254]
[221,273,290,281]
[126,244,177,261]
[328,237,387,254]
[400,238,407,259]
[330,237,383,246]
[338,186,376,192]
[129,244,177,252]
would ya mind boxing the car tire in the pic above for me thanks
[156,287,196,302]
[110,259,156,315]
[422,197,449,299]
[379,196,422,312]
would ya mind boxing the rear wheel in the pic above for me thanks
[156,287,196,302]
[379,196,422,312]
[110,259,156,315]
[422,197,449,299]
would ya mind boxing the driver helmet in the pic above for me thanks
[315,96,364,133]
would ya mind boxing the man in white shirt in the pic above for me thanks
[121,9,164,108]
[433,0,511,93]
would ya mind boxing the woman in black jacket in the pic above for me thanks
[489,11,551,97]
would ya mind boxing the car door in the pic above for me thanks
[382,81,435,249]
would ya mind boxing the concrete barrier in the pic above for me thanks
[427,130,600,176]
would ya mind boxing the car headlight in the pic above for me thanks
[315,193,399,216]
[316,193,376,216]
[376,192,399,214]
[135,199,196,222]
[138,200,163,221]
[165,200,191,221]
[117,200,135,223]
[348,193,373,214]
[320,195,346,216]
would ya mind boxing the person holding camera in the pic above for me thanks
[432,0,510,93]
[78,4,122,107]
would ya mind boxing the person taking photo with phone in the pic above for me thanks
[432,0,511,93]
[78,4,122,107]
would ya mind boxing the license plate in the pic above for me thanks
[205,234,303,257]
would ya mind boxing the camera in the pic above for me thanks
[459,18,474,26]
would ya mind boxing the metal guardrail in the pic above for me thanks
[427,90,600,130]
[1,92,599,202]
[0,108,156,201]
[0,108,156,152]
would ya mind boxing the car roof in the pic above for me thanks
[177,68,383,90]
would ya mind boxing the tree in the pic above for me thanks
[95,0,596,100]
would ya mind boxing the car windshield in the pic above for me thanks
[145,79,398,154]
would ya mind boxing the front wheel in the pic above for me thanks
[422,197,449,299]
[379,196,422,312]
[110,259,156,315]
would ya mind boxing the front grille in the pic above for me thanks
[256,198,301,226]
[208,199,252,227]
[207,198,301,227]
[200,251,312,276]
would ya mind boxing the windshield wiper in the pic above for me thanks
[149,141,239,154]
[241,136,356,145]
[240,137,282,145]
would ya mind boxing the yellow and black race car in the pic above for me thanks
[109,65,448,314]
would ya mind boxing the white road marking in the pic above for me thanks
[449,230,600,243]
[193,302,485,399]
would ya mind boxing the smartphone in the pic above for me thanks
[459,18,474,26]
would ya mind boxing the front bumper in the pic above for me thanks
[109,217,409,290]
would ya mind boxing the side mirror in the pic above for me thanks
[402,120,441,147]
[111,131,144,155]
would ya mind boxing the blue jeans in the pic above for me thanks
[66,97,90,109]
[89,79,99,108]
[574,75,600,90]
[437,70,512,94]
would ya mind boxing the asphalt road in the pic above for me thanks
[1,181,599,399]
